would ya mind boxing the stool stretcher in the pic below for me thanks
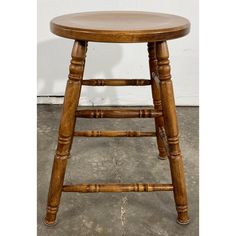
[62,183,174,192]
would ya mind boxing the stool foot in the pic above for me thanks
[43,217,57,227]
[176,212,190,225]
[158,155,168,160]
[44,206,58,227]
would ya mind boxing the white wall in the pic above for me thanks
[37,0,198,106]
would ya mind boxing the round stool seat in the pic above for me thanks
[50,11,190,43]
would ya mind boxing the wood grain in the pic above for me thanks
[51,11,190,43]
[44,40,87,226]
[82,79,151,86]
[156,41,189,224]
[74,130,156,137]
[45,11,191,226]
[148,42,168,159]
[75,109,162,118]
[62,183,173,192]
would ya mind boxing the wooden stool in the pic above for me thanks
[44,11,191,226]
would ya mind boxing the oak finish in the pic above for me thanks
[148,42,168,159]
[51,11,190,43]
[62,184,173,192]
[76,108,162,118]
[44,40,87,226]
[156,41,190,224]
[45,11,190,226]
[73,130,156,137]
[82,79,151,86]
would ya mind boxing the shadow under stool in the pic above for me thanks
[43,11,191,226]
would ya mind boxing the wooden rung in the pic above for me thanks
[74,130,156,137]
[75,109,162,118]
[62,183,173,192]
[82,79,151,86]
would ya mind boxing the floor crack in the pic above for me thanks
[121,196,128,236]
[112,140,128,236]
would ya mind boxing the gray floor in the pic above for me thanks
[37,105,199,236]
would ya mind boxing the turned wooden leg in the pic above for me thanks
[44,40,87,226]
[156,41,190,224]
[147,42,167,159]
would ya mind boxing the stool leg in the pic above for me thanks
[44,40,87,226]
[156,41,190,224]
[147,42,167,159]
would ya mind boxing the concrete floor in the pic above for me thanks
[37,105,198,236]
